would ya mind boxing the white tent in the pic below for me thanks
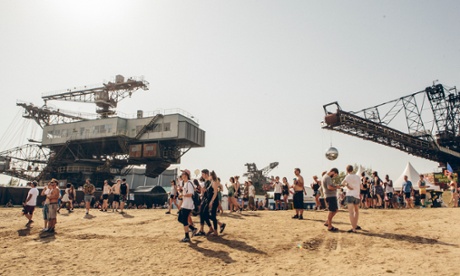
[393,162,440,191]
[356,165,371,179]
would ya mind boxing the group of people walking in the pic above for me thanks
[21,177,131,234]
[173,169,227,242]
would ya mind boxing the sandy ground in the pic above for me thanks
[0,206,459,276]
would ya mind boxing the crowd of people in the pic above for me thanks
[17,164,458,240]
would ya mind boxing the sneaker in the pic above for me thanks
[292,214,299,219]
[191,228,198,237]
[298,215,304,220]
[356,225,362,230]
[194,231,206,237]
[180,237,190,242]
[165,211,171,214]
[41,228,48,232]
[220,223,226,234]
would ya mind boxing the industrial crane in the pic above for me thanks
[322,83,460,171]
[243,162,279,194]
[0,75,205,186]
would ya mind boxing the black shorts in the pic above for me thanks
[178,208,191,226]
[293,191,303,209]
[404,192,411,199]
[170,194,176,200]
[420,194,426,199]
[326,197,338,212]
[274,193,281,201]
[313,190,320,197]
[113,194,120,203]
[360,190,367,195]
[386,192,393,200]
[102,194,109,200]
[23,205,35,215]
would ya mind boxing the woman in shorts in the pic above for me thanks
[310,176,321,210]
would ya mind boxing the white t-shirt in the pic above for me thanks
[181,181,195,210]
[342,174,361,199]
[385,180,394,193]
[273,181,282,193]
[26,187,39,206]
[248,185,255,197]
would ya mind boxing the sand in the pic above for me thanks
[0,206,459,276]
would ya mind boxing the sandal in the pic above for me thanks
[356,225,362,230]
[328,227,339,232]
[324,223,328,227]
[347,229,356,233]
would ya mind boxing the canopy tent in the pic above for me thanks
[393,162,440,191]
[356,165,371,179]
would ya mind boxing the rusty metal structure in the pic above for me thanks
[322,83,460,171]
[0,75,205,186]
[243,162,279,194]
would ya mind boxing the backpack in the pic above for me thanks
[189,181,201,216]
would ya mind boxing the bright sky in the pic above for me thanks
[0,0,459,185]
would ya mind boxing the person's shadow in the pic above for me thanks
[188,240,235,264]
[84,214,96,219]
[206,235,267,255]
[121,212,134,219]
[17,227,31,237]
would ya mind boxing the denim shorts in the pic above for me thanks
[345,196,360,205]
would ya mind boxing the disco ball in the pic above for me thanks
[325,147,339,160]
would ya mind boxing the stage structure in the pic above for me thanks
[322,83,460,171]
[0,75,205,187]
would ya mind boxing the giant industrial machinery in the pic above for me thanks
[0,75,205,186]
[322,82,460,171]
[243,162,279,194]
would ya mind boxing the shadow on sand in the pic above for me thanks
[84,214,96,219]
[356,231,458,247]
[121,212,134,219]
[17,227,31,237]
[36,231,56,243]
[189,240,235,264]
[206,235,267,255]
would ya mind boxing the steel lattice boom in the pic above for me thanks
[322,83,460,170]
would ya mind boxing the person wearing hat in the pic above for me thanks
[23,181,39,227]
[177,169,197,242]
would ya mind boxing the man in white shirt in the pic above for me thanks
[272,176,282,210]
[248,181,256,211]
[23,181,39,227]
[342,165,362,233]
[177,169,196,242]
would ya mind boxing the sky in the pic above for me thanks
[0,0,459,185]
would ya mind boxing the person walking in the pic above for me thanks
[111,179,121,212]
[342,165,361,233]
[322,168,340,232]
[248,180,256,211]
[23,181,39,227]
[101,180,111,212]
[417,174,428,208]
[46,179,60,233]
[120,178,129,214]
[384,175,394,209]
[166,180,179,214]
[272,176,282,211]
[292,168,306,220]
[83,179,95,216]
[41,182,51,232]
[177,169,196,242]
[311,175,321,210]
[401,175,414,208]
